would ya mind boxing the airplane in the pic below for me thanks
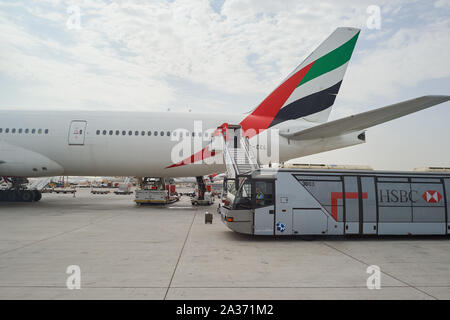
[0,27,449,202]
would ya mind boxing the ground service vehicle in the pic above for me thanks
[220,168,450,236]
[134,177,179,204]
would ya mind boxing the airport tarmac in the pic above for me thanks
[0,188,449,300]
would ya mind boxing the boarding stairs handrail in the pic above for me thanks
[217,124,260,177]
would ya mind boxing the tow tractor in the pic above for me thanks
[134,177,179,205]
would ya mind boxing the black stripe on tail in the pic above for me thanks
[269,81,342,128]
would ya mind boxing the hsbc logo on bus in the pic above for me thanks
[379,189,442,204]
[379,189,417,203]
[422,190,442,203]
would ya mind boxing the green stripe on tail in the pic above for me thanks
[297,31,360,88]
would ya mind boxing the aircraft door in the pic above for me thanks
[68,120,87,145]
[225,124,241,148]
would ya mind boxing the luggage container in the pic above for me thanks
[220,168,450,236]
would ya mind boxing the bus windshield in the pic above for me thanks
[230,178,275,209]
[233,178,253,209]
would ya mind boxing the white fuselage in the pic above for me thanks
[0,110,364,178]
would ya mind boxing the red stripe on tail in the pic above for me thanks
[240,61,314,137]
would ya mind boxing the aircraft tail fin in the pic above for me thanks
[241,27,360,132]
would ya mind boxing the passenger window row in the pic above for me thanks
[0,128,49,134]
[95,130,211,138]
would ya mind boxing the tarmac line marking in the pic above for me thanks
[164,210,197,300]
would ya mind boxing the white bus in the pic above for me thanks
[219,168,450,236]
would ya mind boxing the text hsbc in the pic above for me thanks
[378,189,418,203]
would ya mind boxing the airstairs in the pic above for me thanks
[29,177,53,191]
[216,124,260,178]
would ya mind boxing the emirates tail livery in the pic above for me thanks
[0,27,449,181]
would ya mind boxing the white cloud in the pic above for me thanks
[434,0,450,8]
[0,0,448,115]
[341,22,450,106]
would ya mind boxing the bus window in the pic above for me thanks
[255,180,274,207]
[224,178,237,207]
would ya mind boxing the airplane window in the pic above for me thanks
[115,130,119,135]
[12,128,16,134]
[204,132,209,137]
[108,130,112,135]
[38,129,42,134]
[18,129,22,134]
[160,131,164,136]
[96,130,100,135]
[167,131,170,136]
[25,129,29,134]
[32,129,36,134]
[154,131,158,136]
[173,131,177,137]
[45,129,49,134]
[5,128,9,133]
[102,130,107,135]
[147,131,152,136]
[128,131,132,136]
[192,132,195,137]
[135,131,139,136]
[0,128,2,133]
[122,131,126,136]
[141,131,145,136]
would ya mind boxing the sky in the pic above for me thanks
[0,0,449,170]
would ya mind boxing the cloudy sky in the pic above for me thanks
[0,0,449,170]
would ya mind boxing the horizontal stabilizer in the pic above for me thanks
[281,95,450,140]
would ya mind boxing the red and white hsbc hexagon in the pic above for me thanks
[422,190,442,203]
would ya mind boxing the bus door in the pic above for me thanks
[343,176,360,234]
[68,120,87,145]
[360,177,377,235]
[344,175,376,235]
[253,180,275,235]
